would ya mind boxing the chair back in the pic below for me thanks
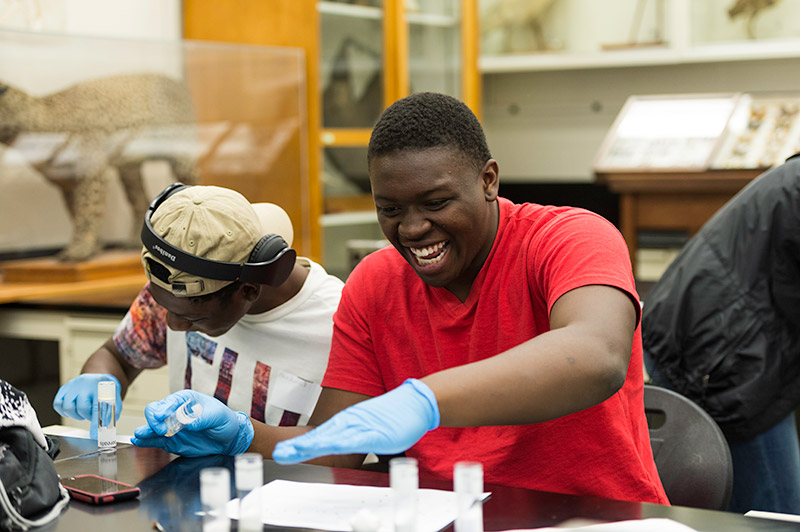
[644,384,733,510]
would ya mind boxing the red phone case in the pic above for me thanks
[62,474,141,505]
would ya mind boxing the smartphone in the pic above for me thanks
[60,474,141,505]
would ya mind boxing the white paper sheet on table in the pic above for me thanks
[43,425,132,444]
[225,479,490,532]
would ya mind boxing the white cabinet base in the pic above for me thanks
[0,307,170,435]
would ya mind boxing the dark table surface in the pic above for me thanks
[40,436,800,532]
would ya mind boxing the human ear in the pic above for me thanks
[240,283,261,302]
[481,159,500,201]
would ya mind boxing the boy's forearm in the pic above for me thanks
[422,326,627,427]
[80,338,143,398]
[423,285,635,427]
[248,422,364,469]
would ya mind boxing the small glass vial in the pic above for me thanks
[97,450,118,480]
[164,400,204,437]
[234,453,263,531]
[200,467,231,532]
[454,461,484,532]
[390,457,418,532]
[97,380,116,451]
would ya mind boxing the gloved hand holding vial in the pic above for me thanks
[164,399,204,437]
[131,390,254,457]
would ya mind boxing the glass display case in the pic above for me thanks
[480,0,800,73]
[711,93,800,169]
[594,93,742,172]
[480,0,667,57]
[407,0,463,98]
[319,0,470,203]
[318,0,477,278]
[593,91,796,277]
[179,0,479,279]
[595,92,800,172]
[0,29,309,261]
[691,0,800,45]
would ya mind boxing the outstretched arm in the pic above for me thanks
[273,284,636,463]
[427,284,634,426]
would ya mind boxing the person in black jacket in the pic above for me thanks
[642,152,800,514]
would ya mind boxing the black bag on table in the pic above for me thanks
[0,380,69,530]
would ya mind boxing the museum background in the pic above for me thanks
[1,0,799,430]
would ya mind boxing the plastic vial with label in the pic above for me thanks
[97,380,116,451]
[234,453,263,531]
[454,461,484,532]
[98,450,118,480]
[164,399,204,437]
[390,457,419,532]
[200,466,231,532]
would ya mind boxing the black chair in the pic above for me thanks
[644,384,734,511]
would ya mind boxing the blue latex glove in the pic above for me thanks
[52,373,122,439]
[131,390,254,457]
[273,378,440,464]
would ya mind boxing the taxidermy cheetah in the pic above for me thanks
[0,73,199,262]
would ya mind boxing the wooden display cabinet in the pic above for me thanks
[184,0,480,277]
[596,169,761,269]
[594,93,780,271]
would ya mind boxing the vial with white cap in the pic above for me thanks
[454,461,483,532]
[390,457,418,532]
[200,466,231,532]
[164,399,204,437]
[234,453,263,531]
[97,380,117,451]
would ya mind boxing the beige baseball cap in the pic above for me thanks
[141,185,294,297]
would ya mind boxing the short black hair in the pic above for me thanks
[367,92,492,171]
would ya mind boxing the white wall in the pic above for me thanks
[0,0,180,40]
[483,57,800,183]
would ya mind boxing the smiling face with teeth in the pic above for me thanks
[370,147,500,302]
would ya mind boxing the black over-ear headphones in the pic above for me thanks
[140,182,297,287]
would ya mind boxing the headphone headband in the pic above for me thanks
[140,183,297,287]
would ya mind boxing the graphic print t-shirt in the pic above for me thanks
[114,258,342,425]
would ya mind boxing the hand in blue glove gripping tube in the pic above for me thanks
[273,378,440,464]
[52,374,122,439]
[131,390,254,457]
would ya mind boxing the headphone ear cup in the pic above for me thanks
[248,234,296,286]
[249,234,288,264]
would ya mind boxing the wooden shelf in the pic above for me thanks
[597,169,763,270]
[318,1,381,19]
[0,250,142,284]
[0,273,145,306]
[596,169,761,194]
[481,40,800,74]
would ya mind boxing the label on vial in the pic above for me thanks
[98,399,116,448]
[98,430,116,449]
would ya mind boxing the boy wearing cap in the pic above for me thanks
[53,185,344,441]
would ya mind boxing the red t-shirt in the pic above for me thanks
[323,198,668,505]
